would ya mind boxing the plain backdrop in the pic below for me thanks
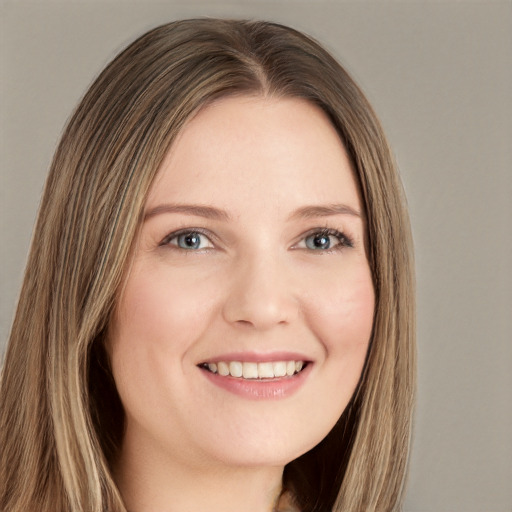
[1,1,511,511]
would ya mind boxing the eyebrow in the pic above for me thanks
[143,202,362,222]
[287,203,362,221]
[144,204,231,221]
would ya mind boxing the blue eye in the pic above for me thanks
[299,229,353,252]
[305,233,334,250]
[163,230,213,250]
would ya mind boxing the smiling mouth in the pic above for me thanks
[198,360,308,380]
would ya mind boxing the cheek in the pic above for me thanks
[307,266,375,374]
[107,263,225,440]
[282,265,374,452]
[113,265,210,353]
[334,279,374,349]
[108,265,215,402]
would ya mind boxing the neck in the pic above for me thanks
[114,440,285,512]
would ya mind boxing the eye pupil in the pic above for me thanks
[179,233,201,249]
[307,233,331,250]
[315,235,330,249]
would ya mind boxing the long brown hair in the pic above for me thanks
[0,19,415,511]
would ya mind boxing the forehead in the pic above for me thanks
[146,95,361,214]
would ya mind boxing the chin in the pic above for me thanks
[193,414,336,469]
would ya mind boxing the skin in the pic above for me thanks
[109,95,375,512]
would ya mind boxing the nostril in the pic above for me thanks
[235,319,254,326]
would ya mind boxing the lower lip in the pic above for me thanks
[200,363,312,400]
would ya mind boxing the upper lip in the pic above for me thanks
[198,351,312,364]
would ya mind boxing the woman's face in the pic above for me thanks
[109,96,375,470]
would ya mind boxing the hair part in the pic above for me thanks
[0,18,415,512]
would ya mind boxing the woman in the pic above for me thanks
[0,19,415,512]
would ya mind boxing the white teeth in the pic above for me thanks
[242,362,258,379]
[203,360,306,379]
[217,361,230,376]
[273,361,287,377]
[258,362,275,378]
[229,361,243,378]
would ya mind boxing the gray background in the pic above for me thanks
[1,1,511,510]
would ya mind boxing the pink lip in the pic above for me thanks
[200,351,311,364]
[199,362,313,400]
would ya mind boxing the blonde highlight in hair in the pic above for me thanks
[1,19,415,512]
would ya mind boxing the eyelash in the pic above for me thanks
[159,227,354,253]
[298,227,354,253]
[160,228,215,251]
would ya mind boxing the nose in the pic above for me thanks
[221,252,299,330]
